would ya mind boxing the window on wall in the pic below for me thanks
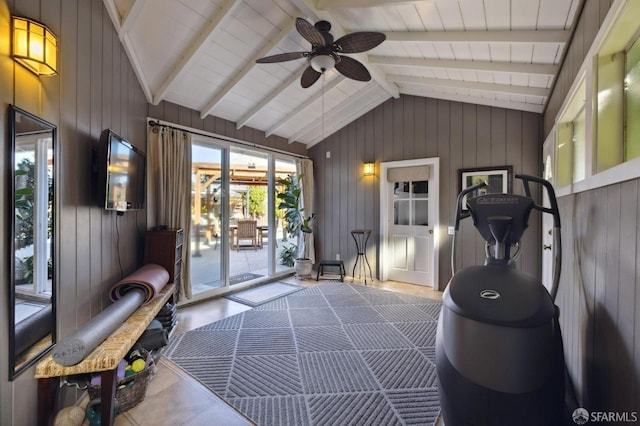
[596,52,624,172]
[592,0,640,179]
[572,107,586,183]
[552,0,640,195]
[556,79,586,187]
[625,35,640,161]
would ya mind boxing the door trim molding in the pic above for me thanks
[379,157,440,285]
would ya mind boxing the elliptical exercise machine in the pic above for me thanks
[436,174,565,425]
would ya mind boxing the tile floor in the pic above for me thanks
[80,275,443,425]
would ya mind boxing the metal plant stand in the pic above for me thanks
[351,229,373,285]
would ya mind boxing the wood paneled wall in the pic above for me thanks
[555,183,640,413]
[1,0,149,424]
[309,95,542,290]
[148,102,307,157]
[543,0,639,414]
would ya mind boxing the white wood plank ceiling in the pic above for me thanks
[104,0,579,147]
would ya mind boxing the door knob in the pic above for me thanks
[543,244,552,250]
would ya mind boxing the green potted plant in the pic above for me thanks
[276,174,315,278]
[278,243,297,267]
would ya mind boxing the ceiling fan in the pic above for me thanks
[256,18,386,88]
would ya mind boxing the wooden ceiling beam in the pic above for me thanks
[385,29,570,44]
[370,55,558,75]
[236,66,306,130]
[315,0,425,9]
[266,75,345,138]
[199,18,298,119]
[388,74,550,97]
[102,0,154,103]
[153,0,244,105]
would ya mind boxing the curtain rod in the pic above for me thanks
[147,119,308,159]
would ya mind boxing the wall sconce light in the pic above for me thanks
[12,17,58,76]
[363,162,375,176]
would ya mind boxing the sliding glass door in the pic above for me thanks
[228,147,269,284]
[275,158,297,273]
[188,138,297,300]
[190,143,224,295]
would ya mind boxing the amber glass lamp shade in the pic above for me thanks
[12,17,58,76]
[363,162,375,176]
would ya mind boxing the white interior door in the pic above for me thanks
[541,133,555,294]
[380,158,439,287]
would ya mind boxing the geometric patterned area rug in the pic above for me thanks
[225,281,304,307]
[165,282,442,425]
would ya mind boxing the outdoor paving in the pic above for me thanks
[189,234,295,295]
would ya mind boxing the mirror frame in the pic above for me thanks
[8,105,57,380]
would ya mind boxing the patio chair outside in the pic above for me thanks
[236,219,258,251]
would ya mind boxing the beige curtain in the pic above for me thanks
[299,158,315,263]
[147,126,193,300]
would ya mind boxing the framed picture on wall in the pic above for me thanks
[458,166,513,210]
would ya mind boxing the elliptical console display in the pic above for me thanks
[436,174,565,425]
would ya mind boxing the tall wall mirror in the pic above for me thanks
[8,105,57,380]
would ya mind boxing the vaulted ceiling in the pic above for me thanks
[103,0,580,148]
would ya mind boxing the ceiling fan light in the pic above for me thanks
[310,55,335,73]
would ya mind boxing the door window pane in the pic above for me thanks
[394,200,411,225]
[392,180,429,226]
[413,200,429,226]
[412,180,429,198]
[394,182,410,199]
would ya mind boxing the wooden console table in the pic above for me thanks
[35,283,175,426]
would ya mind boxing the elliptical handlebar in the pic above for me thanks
[452,181,487,276]
[454,181,488,231]
[515,174,562,302]
[450,175,562,302]
[516,174,561,228]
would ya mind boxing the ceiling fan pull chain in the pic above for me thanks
[322,73,325,140]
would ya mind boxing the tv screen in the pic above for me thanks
[98,129,146,211]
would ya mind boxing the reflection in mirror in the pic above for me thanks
[9,105,56,380]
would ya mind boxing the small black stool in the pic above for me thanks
[316,260,346,282]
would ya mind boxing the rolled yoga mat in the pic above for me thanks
[52,264,169,366]
[109,263,170,305]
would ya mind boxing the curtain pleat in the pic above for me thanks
[299,159,315,263]
[147,126,192,300]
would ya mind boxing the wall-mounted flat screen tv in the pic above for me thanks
[97,129,146,211]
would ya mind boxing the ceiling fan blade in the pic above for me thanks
[335,56,371,82]
[296,18,326,46]
[334,32,386,53]
[256,52,306,63]
[300,65,321,88]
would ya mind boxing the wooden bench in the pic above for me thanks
[35,283,175,426]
